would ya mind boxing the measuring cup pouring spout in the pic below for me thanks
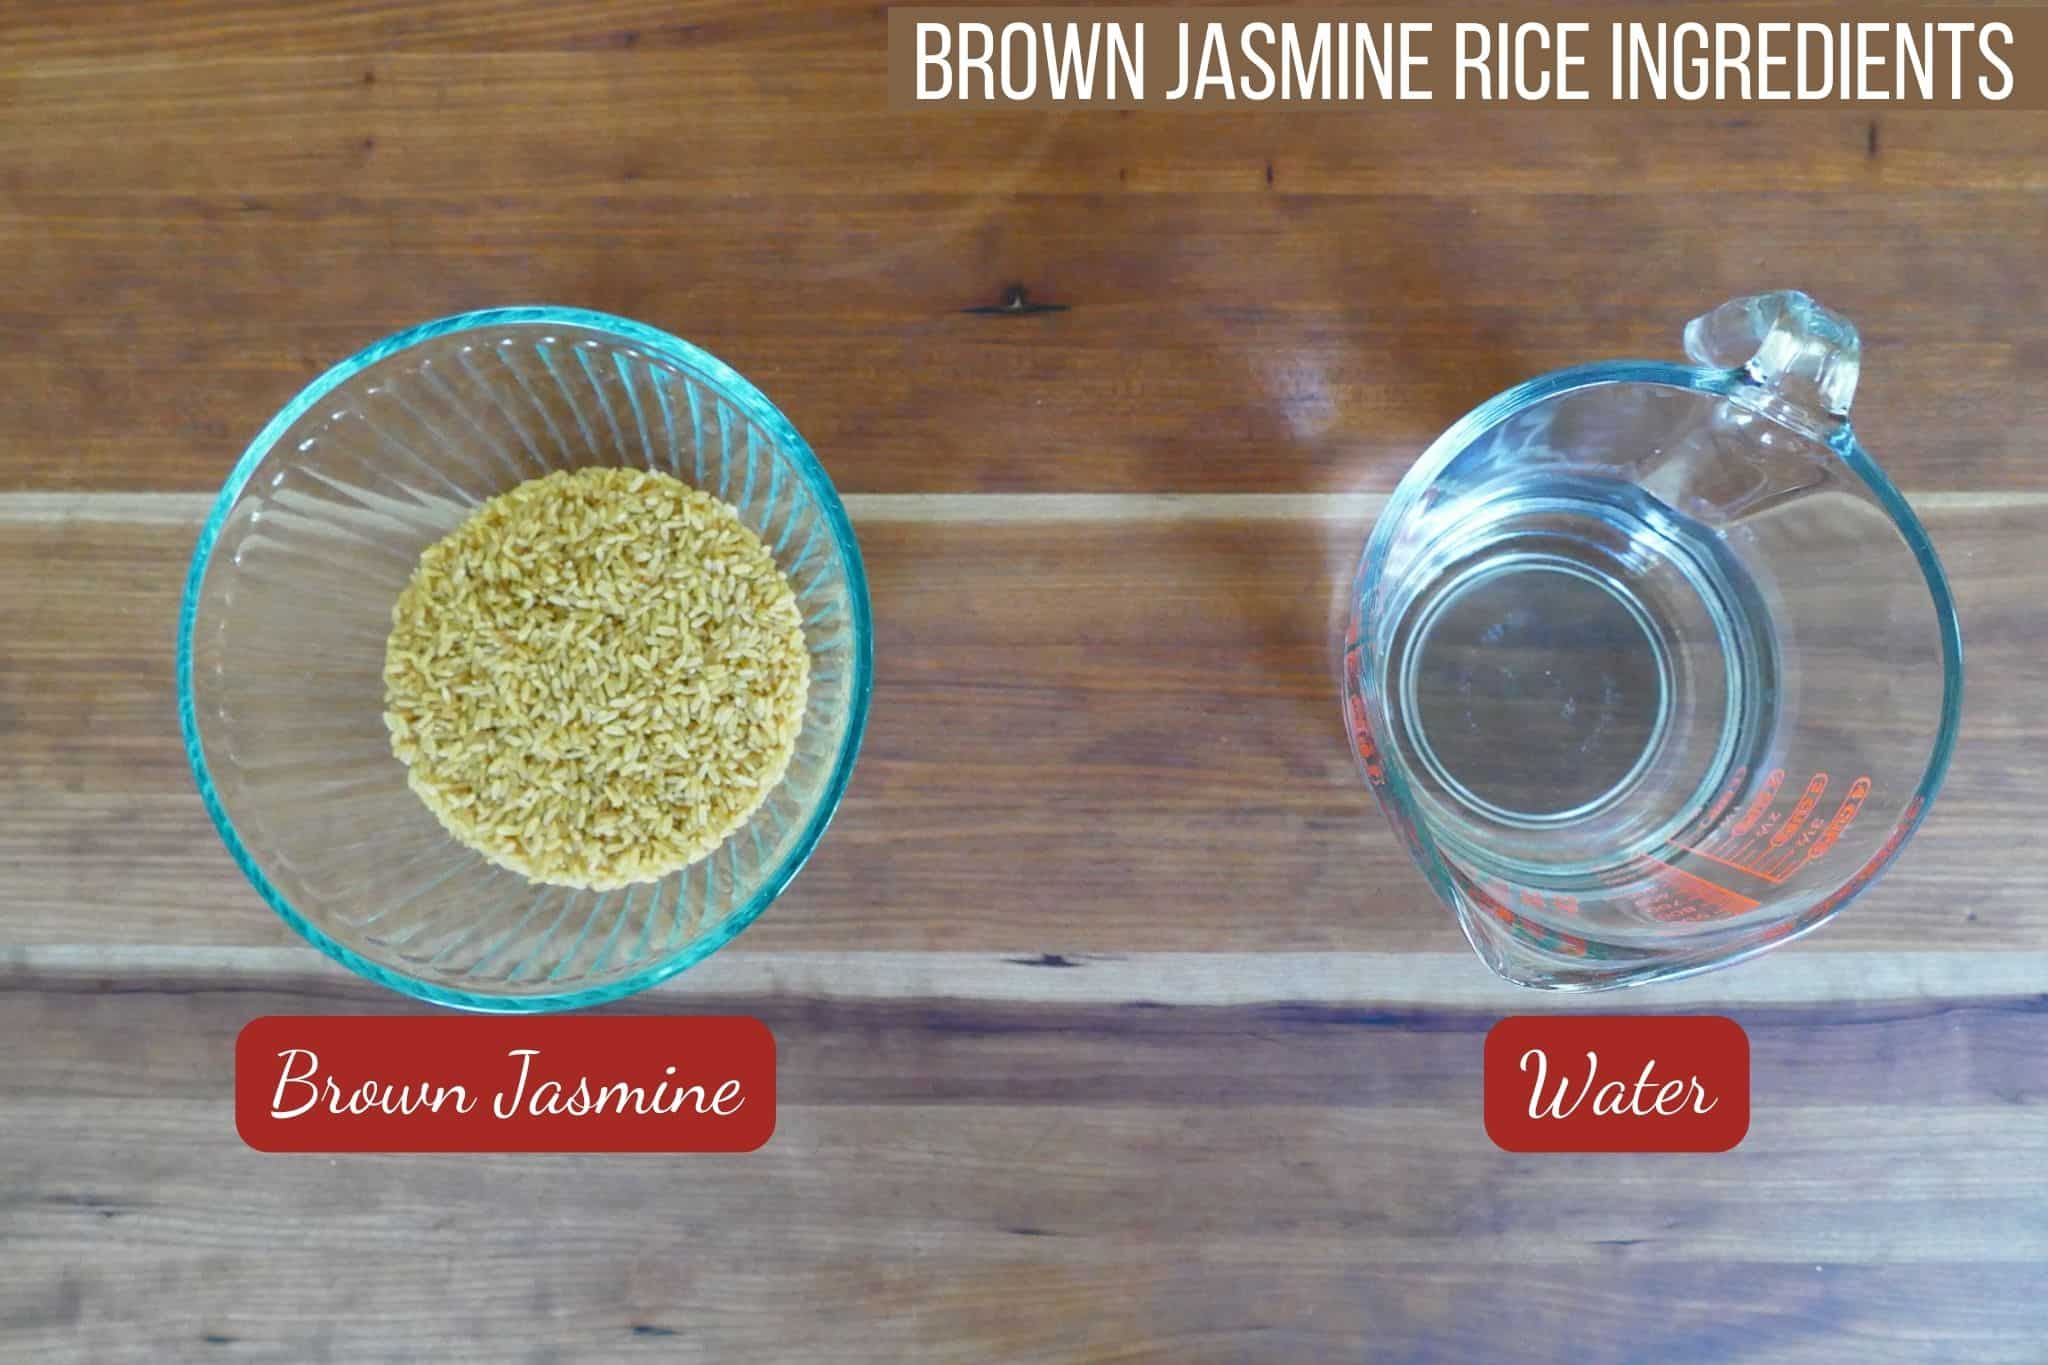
[1343,291,1962,990]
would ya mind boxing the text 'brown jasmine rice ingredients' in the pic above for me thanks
[382,467,809,891]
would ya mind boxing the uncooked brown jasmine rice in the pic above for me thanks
[382,467,808,890]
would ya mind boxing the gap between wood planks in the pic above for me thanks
[4,945,2044,1007]
[4,489,2048,525]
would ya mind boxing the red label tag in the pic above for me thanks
[1484,1015,1749,1153]
[235,1016,775,1153]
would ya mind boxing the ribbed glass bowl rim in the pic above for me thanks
[1350,359,1964,954]
[176,305,875,1012]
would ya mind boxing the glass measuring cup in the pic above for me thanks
[1342,291,1962,990]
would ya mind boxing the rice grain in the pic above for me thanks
[382,467,808,890]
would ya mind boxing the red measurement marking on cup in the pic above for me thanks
[1807,792,1918,919]
[1804,776,1872,866]
[1677,771,1872,886]
[1674,766,1748,848]
[1341,615,1388,787]
[1633,854,1762,921]
[1701,766,1747,832]
[1348,690,1386,785]
[1768,773,1830,849]
[1683,767,1789,874]
[1765,787,1832,879]
[1730,768,1785,837]
[1680,842,1790,883]
[1471,877,1592,958]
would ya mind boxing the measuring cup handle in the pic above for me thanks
[1683,290,1861,421]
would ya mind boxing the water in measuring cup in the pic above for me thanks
[1377,473,1780,890]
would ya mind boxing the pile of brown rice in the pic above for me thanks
[382,467,809,890]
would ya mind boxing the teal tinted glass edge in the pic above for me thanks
[176,306,874,1013]
[1827,422,1965,867]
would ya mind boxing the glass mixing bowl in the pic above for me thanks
[179,307,872,1011]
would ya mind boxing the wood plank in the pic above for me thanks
[1,51,2043,493]
[20,0,2042,59]
[7,968,2047,1108]
[0,0,879,56]
[1,505,2034,954]
[6,54,2043,199]
[3,1235,2039,1365]
[4,185,2044,494]
[1,978,2044,1360]
[12,944,2048,1009]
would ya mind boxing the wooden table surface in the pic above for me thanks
[5,3,2047,1361]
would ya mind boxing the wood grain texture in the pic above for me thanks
[8,1100,2042,1363]
[3,975,2046,1361]
[0,44,2044,492]
[15,944,2048,1009]
[5,1,2046,1360]
[11,966,2048,1108]
[20,0,2046,59]
[3,504,2039,954]
[4,188,2044,495]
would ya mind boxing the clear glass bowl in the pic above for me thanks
[179,307,872,1011]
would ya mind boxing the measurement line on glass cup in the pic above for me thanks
[1634,852,1763,919]
[1675,765,1749,848]
[1730,768,1786,838]
[1682,838,1802,885]
[1682,767,1798,877]
[1760,775,1873,882]
[1768,773,1832,847]
[1677,772,1872,886]
[1510,856,1758,929]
